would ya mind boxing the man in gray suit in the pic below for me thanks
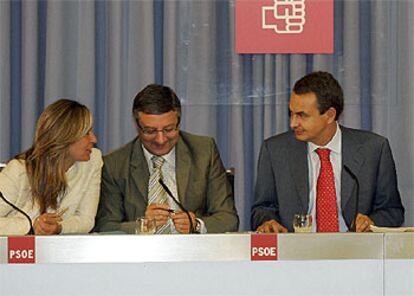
[251,71,404,233]
[96,84,239,234]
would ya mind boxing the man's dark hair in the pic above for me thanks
[133,84,181,124]
[293,71,344,120]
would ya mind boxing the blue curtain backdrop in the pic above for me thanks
[0,0,413,230]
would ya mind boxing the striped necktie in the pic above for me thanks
[148,156,171,233]
[148,156,167,204]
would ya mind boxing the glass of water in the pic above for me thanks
[293,214,312,233]
[135,217,156,235]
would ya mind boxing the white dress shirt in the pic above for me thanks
[0,148,103,235]
[307,123,348,232]
[143,146,206,233]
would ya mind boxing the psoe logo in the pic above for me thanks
[251,234,278,261]
[262,0,306,34]
[8,236,36,264]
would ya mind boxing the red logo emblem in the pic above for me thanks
[8,236,36,264]
[251,234,278,261]
[235,0,334,53]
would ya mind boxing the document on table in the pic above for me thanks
[370,225,414,233]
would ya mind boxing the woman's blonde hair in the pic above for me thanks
[17,99,93,213]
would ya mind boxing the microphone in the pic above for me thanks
[343,165,359,232]
[158,179,195,234]
[0,190,34,235]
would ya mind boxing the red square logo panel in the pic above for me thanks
[8,236,36,264]
[236,0,334,53]
[251,234,278,261]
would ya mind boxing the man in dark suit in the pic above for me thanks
[251,71,404,233]
[95,84,239,234]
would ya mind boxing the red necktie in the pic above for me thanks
[316,148,339,232]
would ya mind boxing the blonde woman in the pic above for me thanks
[0,99,103,235]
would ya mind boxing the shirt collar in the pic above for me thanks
[142,145,176,170]
[308,122,342,155]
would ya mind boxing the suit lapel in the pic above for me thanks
[175,136,191,206]
[287,136,309,211]
[341,127,365,209]
[130,138,150,201]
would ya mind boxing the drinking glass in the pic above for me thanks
[135,217,156,235]
[293,214,312,233]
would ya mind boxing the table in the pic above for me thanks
[0,233,413,295]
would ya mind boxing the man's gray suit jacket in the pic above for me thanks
[251,126,404,232]
[95,131,239,234]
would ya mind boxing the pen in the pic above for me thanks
[154,207,175,213]
[58,207,69,216]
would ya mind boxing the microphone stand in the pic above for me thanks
[343,165,359,232]
[158,179,195,234]
[0,191,34,235]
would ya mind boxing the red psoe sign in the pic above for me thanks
[251,234,278,261]
[235,0,334,53]
[8,236,36,264]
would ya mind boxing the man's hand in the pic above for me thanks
[34,213,62,235]
[145,203,171,227]
[256,219,288,233]
[172,211,196,234]
[355,213,374,232]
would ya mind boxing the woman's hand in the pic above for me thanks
[33,213,62,235]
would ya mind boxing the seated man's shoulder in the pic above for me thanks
[342,126,388,146]
[266,130,293,142]
[263,130,296,151]
[103,140,136,168]
[180,131,215,149]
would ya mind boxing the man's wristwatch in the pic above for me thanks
[194,219,201,234]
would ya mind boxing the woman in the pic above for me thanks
[0,99,103,235]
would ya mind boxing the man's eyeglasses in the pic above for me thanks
[139,124,179,137]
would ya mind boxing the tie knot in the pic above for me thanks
[151,156,165,169]
[316,148,331,161]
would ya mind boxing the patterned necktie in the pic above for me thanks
[316,148,339,232]
[148,156,171,233]
[148,156,167,204]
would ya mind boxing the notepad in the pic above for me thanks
[370,225,414,233]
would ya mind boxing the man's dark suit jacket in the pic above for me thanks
[95,131,239,234]
[251,126,404,232]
